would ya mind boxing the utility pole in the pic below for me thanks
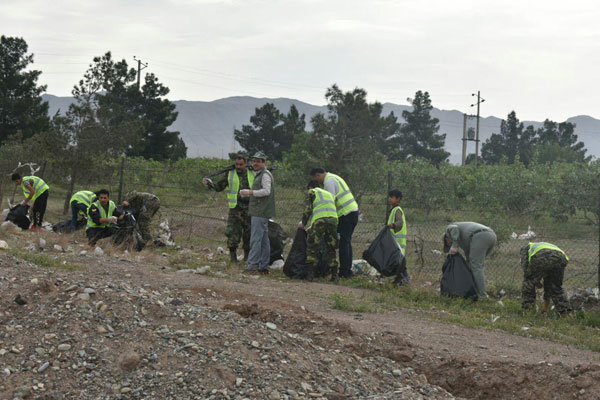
[133,56,148,89]
[461,113,467,166]
[470,91,485,166]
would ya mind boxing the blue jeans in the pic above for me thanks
[248,216,270,270]
[338,211,359,277]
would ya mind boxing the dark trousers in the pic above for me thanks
[71,201,88,230]
[337,210,359,277]
[86,226,116,246]
[32,190,49,227]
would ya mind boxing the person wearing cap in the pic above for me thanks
[309,168,359,279]
[301,180,339,281]
[443,222,496,300]
[11,172,50,230]
[520,242,571,314]
[240,151,275,275]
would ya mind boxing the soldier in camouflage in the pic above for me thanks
[122,191,160,244]
[203,155,252,262]
[301,180,339,281]
[521,242,572,314]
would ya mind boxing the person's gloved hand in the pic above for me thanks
[108,216,118,224]
[449,247,458,255]
[19,200,26,206]
[239,189,251,197]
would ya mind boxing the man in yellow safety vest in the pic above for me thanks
[86,189,124,245]
[203,155,254,262]
[387,189,410,286]
[11,172,50,230]
[310,168,359,279]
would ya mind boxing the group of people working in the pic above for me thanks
[10,173,159,247]
[205,155,572,314]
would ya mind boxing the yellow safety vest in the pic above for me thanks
[387,205,407,253]
[86,200,116,230]
[226,170,255,208]
[21,176,49,201]
[309,188,338,226]
[324,173,358,217]
[70,191,95,216]
[528,242,568,262]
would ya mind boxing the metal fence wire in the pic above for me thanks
[1,158,599,294]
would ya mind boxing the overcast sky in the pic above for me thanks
[2,0,599,121]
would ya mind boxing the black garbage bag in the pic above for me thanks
[112,205,145,251]
[283,228,309,279]
[268,220,287,264]
[53,218,86,233]
[5,204,31,230]
[362,227,403,277]
[440,254,477,299]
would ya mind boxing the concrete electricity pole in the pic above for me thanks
[470,91,485,166]
[461,113,467,166]
[133,56,148,89]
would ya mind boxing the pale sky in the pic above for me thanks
[2,0,599,121]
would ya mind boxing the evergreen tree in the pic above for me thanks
[397,91,449,164]
[481,111,535,165]
[0,35,49,146]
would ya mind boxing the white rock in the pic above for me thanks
[392,369,402,376]
[94,247,104,256]
[0,221,19,233]
[53,244,63,252]
[79,250,87,256]
[0,208,8,219]
[266,322,277,330]
[38,238,46,249]
[57,344,71,351]
[217,246,226,254]
[30,278,39,284]
[195,266,211,274]
[0,240,8,249]
[78,293,90,301]
[83,288,96,295]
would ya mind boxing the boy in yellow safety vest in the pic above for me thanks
[11,172,50,230]
[387,189,409,286]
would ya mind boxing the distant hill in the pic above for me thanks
[42,94,600,163]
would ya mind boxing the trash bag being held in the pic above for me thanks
[440,254,477,299]
[283,228,309,279]
[5,204,31,230]
[268,220,287,265]
[362,227,403,277]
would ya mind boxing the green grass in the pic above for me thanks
[9,249,83,270]
[332,275,600,352]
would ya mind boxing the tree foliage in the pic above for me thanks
[396,91,449,164]
[234,103,305,161]
[0,35,49,146]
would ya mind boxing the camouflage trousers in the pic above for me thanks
[307,217,339,277]
[225,207,251,251]
[522,250,571,313]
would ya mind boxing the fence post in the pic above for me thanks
[117,157,125,204]
[385,170,392,223]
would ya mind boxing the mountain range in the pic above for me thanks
[42,95,600,164]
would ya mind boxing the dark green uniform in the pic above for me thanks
[124,191,160,243]
[521,242,571,313]
[214,170,251,253]
[302,190,339,279]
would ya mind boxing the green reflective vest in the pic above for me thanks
[21,176,49,201]
[528,242,568,262]
[226,170,254,208]
[70,190,95,215]
[86,200,116,230]
[325,173,358,217]
[309,188,338,226]
[387,205,407,253]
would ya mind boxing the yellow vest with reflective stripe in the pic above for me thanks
[387,205,407,253]
[528,242,568,262]
[86,200,116,230]
[21,176,49,201]
[325,173,358,217]
[226,170,255,208]
[309,188,338,226]
[71,191,95,216]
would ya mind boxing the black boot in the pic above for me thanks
[330,267,339,283]
[229,248,238,263]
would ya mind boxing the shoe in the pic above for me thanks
[243,268,258,274]
[259,269,270,275]
[229,248,238,263]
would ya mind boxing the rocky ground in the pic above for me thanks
[1,227,600,399]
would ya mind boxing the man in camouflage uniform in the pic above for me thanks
[521,242,572,314]
[301,180,339,281]
[122,191,160,243]
[203,155,253,262]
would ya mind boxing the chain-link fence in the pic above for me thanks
[1,158,599,294]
